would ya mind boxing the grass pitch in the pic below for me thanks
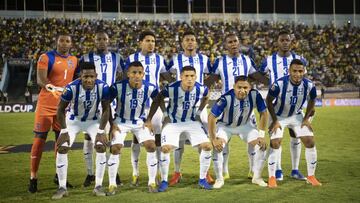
[0,107,360,203]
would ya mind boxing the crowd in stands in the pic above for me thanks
[0,18,359,87]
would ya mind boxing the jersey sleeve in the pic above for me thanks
[109,84,118,100]
[61,85,73,102]
[102,84,110,101]
[161,85,170,98]
[211,58,220,75]
[37,54,49,71]
[166,57,177,74]
[149,85,159,99]
[268,82,280,98]
[259,58,268,73]
[203,86,209,97]
[160,57,168,73]
[255,91,267,112]
[248,58,257,74]
[203,56,210,74]
[210,96,227,117]
[309,85,317,100]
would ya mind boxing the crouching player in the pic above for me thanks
[208,76,268,189]
[53,62,111,199]
[146,66,213,192]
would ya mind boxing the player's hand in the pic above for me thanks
[57,132,70,148]
[257,137,267,151]
[45,84,63,98]
[143,120,153,133]
[95,132,108,147]
[301,119,313,132]
[211,138,224,152]
[110,124,120,140]
[269,120,281,134]
[162,116,171,128]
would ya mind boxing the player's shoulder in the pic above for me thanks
[168,80,181,88]
[143,80,156,88]
[223,89,234,97]
[249,88,261,95]
[95,79,107,85]
[68,78,81,86]
[302,77,314,86]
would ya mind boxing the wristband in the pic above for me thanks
[258,130,265,138]
[97,129,105,134]
[60,128,68,134]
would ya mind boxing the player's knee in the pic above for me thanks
[200,142,212,151]
[58,146,70,154]
[84,133,91,141]
[161,145,172,153]
[144,140,156,152]
[301,136,315,148]
[110,144,122,155]
[155,134,161,147]
[95,144,106,153]
[270,139,281,149]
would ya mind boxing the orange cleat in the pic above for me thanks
[306,176,322,186]
[206,171,215,184]
[169,172,182,186]
[268,176,277,188]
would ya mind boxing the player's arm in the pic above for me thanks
[56,99,71,149]
[266,83,281,133]
[37,69,50,88]
[204,58,220,88]
[146,93,163,123]
[302,86,317,131]
[208,96,227,152]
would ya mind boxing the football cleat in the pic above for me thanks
[158,181,169,192]
[198,178,213,190]
[306,176,322,186]
[52,187,68,200]
[148,183,158,193]
[275,170,283,181]
[130,175,139,187]
[206,171,215,184]
[93,185,106,196]
[28,178,38,193]
[223,172,230,180]
[83,175,95,187]
[252,178,267,187]
[169,172,182,186]
[106,185,117,196]
[291,170,307,181]
[213,179,224,189]
[268,176,277,188]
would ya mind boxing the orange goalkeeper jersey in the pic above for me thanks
[36,50,78,116]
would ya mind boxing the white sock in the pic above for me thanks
[131,143,141,176]
[56,153,68,189]
[268,148,280,177]
[83,139,94,176]
[290,137,301,170]
[199,150,212,179]
[212,151,224,180]
[252,145,266,179]
[146,152,158,185]
[108,154,120,186]
[223,143,230,174]
[305,146,317,176]
[95,152,107,187]
[160,152,170,181]
[174,140,185,173]
[276,145,282,171]
[248,144,255,173]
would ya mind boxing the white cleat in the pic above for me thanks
[252,178,267,187]
[52,187,68,200]
[213,179,224,189]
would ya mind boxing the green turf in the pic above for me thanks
[0,107,360,203]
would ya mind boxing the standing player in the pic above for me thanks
[166,30,213,185]
[126,30,168,186]
[266,59,321,188]
[259,30,308,181]
[109,61,160,193]
[209,33,262,180]
[52,62,111,199]
[146,66,213,192]
[209,76,268,188]
[80,31,125,187]
[29,33,78,193]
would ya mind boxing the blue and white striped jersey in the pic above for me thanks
[110,80,159,124]
[268,75,317,117]
[167,53,211,85]
[211,89,266,127]
[162,81,208,123]
[259,52,307,86]
[126,52,167,88]
[80,52,124,86]
[211,54,257,93]
[61,79,110,121]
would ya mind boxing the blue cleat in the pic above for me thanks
[275,170,283,181]
[291,170,307,180]
[198,178,213,190]
[158,181,168,192]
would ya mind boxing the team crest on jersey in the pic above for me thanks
[67,60,74,69]
[216,97,226,106]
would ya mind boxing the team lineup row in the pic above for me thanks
[28,30,321,199]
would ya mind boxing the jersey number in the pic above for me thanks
[232,66,240,76]
[182,101,190,110]
[64,69,68,79]
[130,99,138,109]
[145,65,150,75]
[83,100,92,110]
[100,63,108,73]
[290,96,298,105]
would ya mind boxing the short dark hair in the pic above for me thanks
[235,76,249,84]
[95,31,109,37]
[182,30,196,41]
[139,30,155,41]
[181,66,196,73]
[127,61,144,70]
[290,59,304,67]
[224,33,238,42]
[79,62,96,72]
[278,30,290,37]
[56,32,72,41]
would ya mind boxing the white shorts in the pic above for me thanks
[217,122,259,144]
[113,119,155,145]
[270,114,314,140]
[144,107,163,135]
[161,121,209,148]
[65,119,100,147]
